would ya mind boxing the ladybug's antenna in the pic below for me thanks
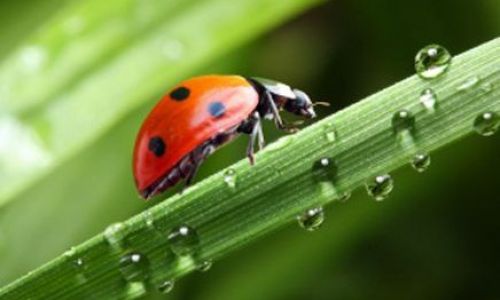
[313,101,330,107]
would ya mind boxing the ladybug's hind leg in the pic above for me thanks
[180,143,215,193]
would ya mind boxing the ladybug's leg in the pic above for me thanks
[246,112,263,165]
[264,91,299,133]
[257,120,265,150]
[182,144,215,192]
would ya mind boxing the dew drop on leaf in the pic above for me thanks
[411,152,431,172]
[365,174,393,201]
[473,111,499,136]
[392,110,415,134]
[104,222,128,248]
[168,225,200,256]
[297,207,324,231]
[223,168,236,189]
[197,260,213,272]
[157,280,175,294]
[419,88,437,111]
[119,252,150,282]
[312,157,337,183]
[415,44,451,79]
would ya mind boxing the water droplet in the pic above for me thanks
[336,191,351,203]
[457,76,480,91]
[365,174,393,201]
[478,82,493,94]
[297,207,324,231]
[157,280,175,294]
[197,260,213,272]
[392,110,415,134]
[473,111,499,136]
[312,157,337,182]
[323,123,337,142]
[143,211,154,228]
[73,257,85,268]
[415,44,451,79]
[411,153,431,172]
[168,225,199,256]
[119,252,149,282]
[419,88,437,111]
[223,168,236,189]
[104,222,127,248]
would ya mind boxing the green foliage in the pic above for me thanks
[1,36,498,299]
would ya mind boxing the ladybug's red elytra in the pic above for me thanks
[133,75,322,199]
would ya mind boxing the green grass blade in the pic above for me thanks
[0,0,320,206]
[1,37,498,299]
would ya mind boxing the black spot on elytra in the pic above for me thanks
[170,86,190,101]
[148,136,166,157]
[208,101,226,118]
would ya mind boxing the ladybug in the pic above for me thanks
[133,75,324,199]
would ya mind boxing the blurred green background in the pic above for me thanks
[0,0,498,299]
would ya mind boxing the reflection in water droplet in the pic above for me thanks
[19,46,47,72]
[223,168,236,189]
[197,260,213,272]
[411,153,431,172]
[157,280,175,294]
[119,252,149,282]
[365,174,393,201]
[168,225,200,256]
[420,88,437,111]
[104,222,127,248]
[457,76,480,91]
[392,110,415,134]
[415,44,451,79]
[297,207,324,231]
[161,40,184,60]
[312,157,337,183]
[473,111,499,136]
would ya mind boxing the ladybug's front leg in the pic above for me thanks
[264,91,299,133]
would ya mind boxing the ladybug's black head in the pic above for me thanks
[284,89,316,119]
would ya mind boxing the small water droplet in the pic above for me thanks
[323,123,337,142]
[197,260,213,272]
[143,211,154,228]
[74,257,85,268]
[478,82,493,94]
[411,152,431,172]
[168,225,200,256]
[104,222,127,248]
[119,252,149,282]
[223,168,236,189]
[473,111,499,136]
[71,256,87,284]
[297,207,324,231]
[419,88,437,111]
[365,174,393,201]
[457,76,480,91]
[336,191,351,203]
[312,157,337,183]
[415,44,451,79]
[157,280,175,294]
[392,110,415,134]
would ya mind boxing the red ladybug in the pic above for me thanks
[133,75,320,199]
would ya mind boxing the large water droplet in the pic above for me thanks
[157,280,175,294]
[312,157,337,183]
[392,110,415,134]
[297,207,324,231]
[457,76,480,91]
[197,260,213,272]
[411,152,431,172]
[420,88,437,111]
[473,111,499,136]
[365,174,393,201]
[415,44,451,79]
[223,168,236,189]
[104,222,127,248]
[119,252,149,282]
[168,225,200,256]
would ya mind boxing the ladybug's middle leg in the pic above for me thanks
[246,112,264,165]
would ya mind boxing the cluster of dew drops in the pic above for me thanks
[297,43,499,232]
[65,218,212,297]
[64,44,498,297]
